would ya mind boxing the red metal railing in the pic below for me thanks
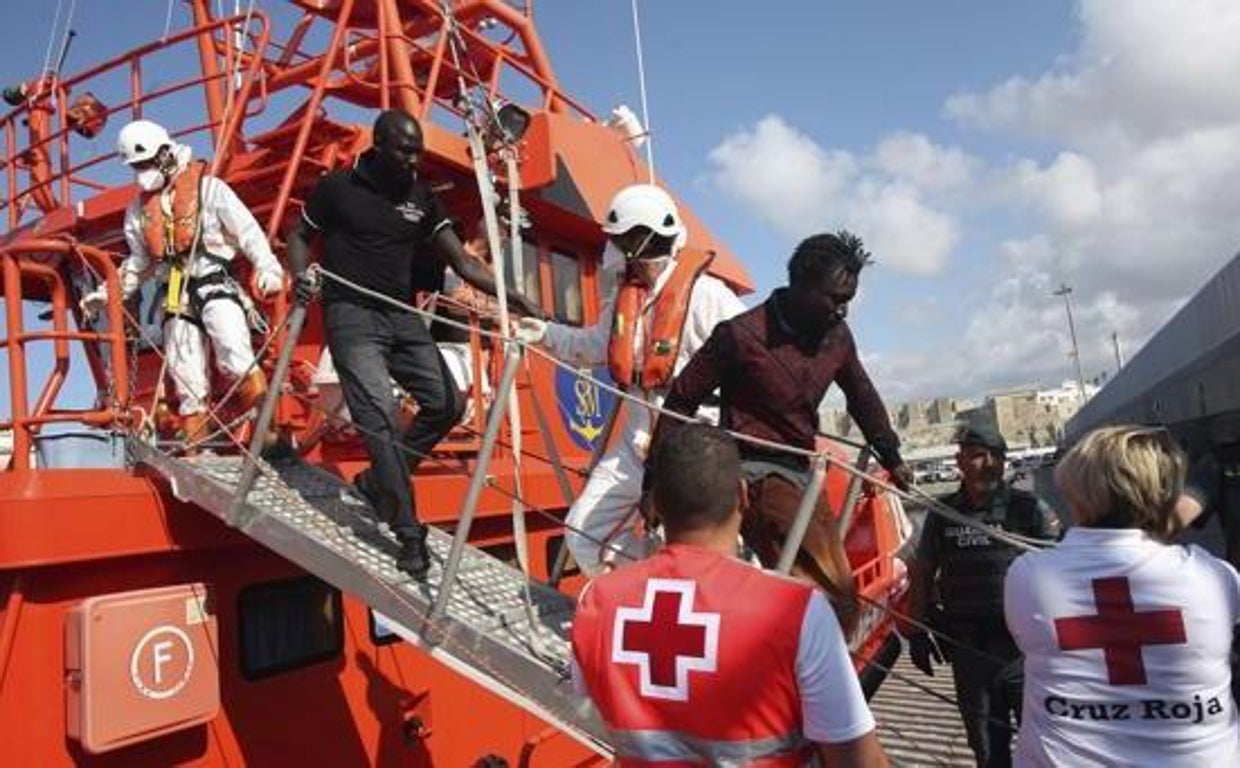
[0,239,129,472]
[1,11,270,230]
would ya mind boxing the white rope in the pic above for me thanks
[310,264,813,458]
[161,0,177,44]
[628,0,656,181]
[55,0,78,74]
[40,0,65,77]
[308,264,1049,553]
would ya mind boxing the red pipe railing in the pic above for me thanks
[0,12,270,229]
[0,239,129,472]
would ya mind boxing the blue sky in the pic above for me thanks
[4,1,1240,416]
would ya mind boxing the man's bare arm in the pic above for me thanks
[284,218,320,303]
[431,227,543,318]
[818,730,890,768]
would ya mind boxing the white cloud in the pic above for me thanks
[706,116,855,237]
[945,0,1240,151]
[707,116,964,276]
[1011,152,1102,230]
[874,131,976,191]
[871,0,1240,401]
[705,1,1240,403]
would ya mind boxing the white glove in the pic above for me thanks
[253,270,284,298]
[79,288,108,319]
[515,316,548,345]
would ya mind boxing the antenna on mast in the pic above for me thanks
[629,0,656,182]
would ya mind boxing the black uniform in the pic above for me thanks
[303,152,462,541]
[916,483,1059,768]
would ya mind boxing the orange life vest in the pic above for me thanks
[571,545,815,767]
[140,159,207,261]
[607,248,714,390]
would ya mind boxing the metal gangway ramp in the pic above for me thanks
[129,439,610,757]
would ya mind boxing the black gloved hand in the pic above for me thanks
[890,462,915,492]
[294,271,319,305]
[907,631,944,677]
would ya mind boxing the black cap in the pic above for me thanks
[954,418,1007,455]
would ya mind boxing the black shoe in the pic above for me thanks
[395,530,431,580]
[259,437,297,463]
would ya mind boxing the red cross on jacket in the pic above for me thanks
[1054,576,1187,685]
[572,544,816,766]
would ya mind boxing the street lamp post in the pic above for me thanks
[1053,283,1088,403]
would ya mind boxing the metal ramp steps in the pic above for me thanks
[128,440,609,756]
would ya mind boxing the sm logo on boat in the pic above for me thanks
[555,367,617,451]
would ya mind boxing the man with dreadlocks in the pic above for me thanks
[656,231,912,637]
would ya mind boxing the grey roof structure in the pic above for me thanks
[1068,249,1240,444]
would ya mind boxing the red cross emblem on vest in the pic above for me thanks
[1054,576,1187,685]
[612,578,721,701]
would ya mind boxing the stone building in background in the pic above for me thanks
[820,380,1097,452]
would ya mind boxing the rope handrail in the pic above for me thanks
[308,264,1051,553]
[84,269,1025,733]
[296,381,1028,716]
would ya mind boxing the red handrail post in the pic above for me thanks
[3,254,31,471]
[190,0,228,149]
[380,0,425,118]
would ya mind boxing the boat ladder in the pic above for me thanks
[128,439,610,757]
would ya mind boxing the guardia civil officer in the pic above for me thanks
[905,418,1060,768]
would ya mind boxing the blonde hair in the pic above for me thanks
[1054,425,1187,540]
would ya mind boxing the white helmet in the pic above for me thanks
[601,183,687,248]
[117,120,172,166]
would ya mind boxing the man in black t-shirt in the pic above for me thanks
[287,109,541,578]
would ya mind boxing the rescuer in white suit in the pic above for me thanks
[80,120,285,443]
[517,184,744,574]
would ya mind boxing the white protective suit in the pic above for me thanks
[117,148,283,416]
[542,253,744,574]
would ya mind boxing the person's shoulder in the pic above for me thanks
[832,319,858,346]
[123,195,143,218]
[935,489,962,506]
[725,299,765,328]
[409,178,444,203]
[723,559,816,604]
[201,174,243,203]
[311,168,352,193]
[1009,486,1038,500]
[1008,487,1044,507]
[1007,487,1046,517]
[762,567,819,599]
[1004,543,1056,587]
[1182,543,1240,582]
[580,558,660,600]
[692,272,735,298]
[1007,488,1059,532]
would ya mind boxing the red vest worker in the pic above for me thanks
[571,423,888,768]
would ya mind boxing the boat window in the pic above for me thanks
[549,249,583,325]
[238,577,343,680]
[503,238,542,307]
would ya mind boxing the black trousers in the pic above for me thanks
[324,300,463,539]
[947,619,1023,768]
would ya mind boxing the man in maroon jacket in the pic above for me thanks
[656,231,912,634]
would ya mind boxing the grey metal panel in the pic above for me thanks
[128,440,610,755]
[1069,250,1240,439]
